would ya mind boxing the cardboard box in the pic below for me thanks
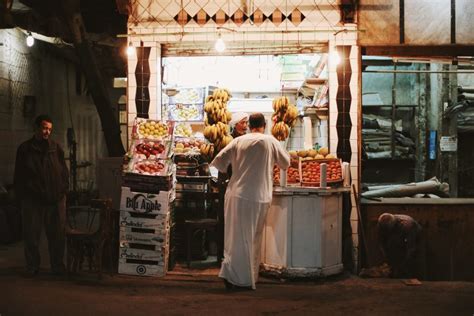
[119,211,169,230]
[118,261,167,277]
[120,186,173,214]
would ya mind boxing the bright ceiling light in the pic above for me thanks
[330,50,341,65]
[126,42,135,56]
[26,32,34,47]
[215,35,225,53]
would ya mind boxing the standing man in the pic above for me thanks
[14,114,69,276]
[211,113,290,290]
[216,112,249,262]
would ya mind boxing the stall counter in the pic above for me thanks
[261,186,350,278]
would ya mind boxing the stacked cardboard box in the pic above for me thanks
[118,186,174,277]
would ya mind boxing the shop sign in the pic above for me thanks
[440,136,457,152]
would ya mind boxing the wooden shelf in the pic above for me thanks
[304,107,328,120]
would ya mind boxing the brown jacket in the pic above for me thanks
[14,137,69,204]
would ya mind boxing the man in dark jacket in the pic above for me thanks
[14,114,69,276]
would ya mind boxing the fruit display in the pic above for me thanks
[271,96,298,141]
[199,143,215,161]
[174,137,207,155]
[130,160,168,176]
[133,118,172,140]
[273,159,300,185]
[172,88,201,104]
[301,159,342,185]
[132,140,169,160]
[169,104,202,121]
[174,122,194,137]
[203,88,233,157]
[291,147,336,160]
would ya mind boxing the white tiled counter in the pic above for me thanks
[261,186,350,278]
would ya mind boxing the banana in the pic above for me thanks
[203,125,212,139]
[204,102,211,113]
[222,135,233,147]
[212,125,219,142]
[200,143,208,156]
[207,144,214,158]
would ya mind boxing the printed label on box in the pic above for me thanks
[176,182,207,192]
[120,186,173,214]
[119,230,169,246]
[118,262,167,277]
[119,247,168,262]
[119,240,169,253]
[119,212,169,229]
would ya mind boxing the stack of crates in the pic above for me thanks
[118,118,176,277]
[118,186,175,277]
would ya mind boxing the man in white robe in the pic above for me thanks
[211,113,290,290]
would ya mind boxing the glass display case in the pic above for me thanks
[167,87,206,121]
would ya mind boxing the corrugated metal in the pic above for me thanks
[75,109,103,190]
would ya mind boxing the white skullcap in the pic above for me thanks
[229,112,249,128]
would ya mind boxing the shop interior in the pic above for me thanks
[360,55,474,280]
[157,52,335,267]
[361,56,474,197]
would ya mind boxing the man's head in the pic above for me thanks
[377,213,396,230]
[34,114,53,140]
[230,112,249,136]
[249,113,266,133]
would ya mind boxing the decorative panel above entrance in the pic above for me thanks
[129,0,341,31]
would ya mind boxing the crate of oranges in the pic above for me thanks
[300,158,342,187]
[273,158,300,185]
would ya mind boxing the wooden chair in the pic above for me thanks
[65,199,113,279]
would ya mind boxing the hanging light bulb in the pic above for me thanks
[26,32,34,47]
[330,50,341,65]
[126,41,135,56]
[215,34,225,53]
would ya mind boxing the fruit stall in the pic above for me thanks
[262,144,351,277]
[121,91,351,277]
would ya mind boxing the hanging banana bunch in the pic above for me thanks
[202,88,234,159]
[271,96,298,141]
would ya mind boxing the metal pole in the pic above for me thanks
[391,62,397,159]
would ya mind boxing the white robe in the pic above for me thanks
[211,132,290,289]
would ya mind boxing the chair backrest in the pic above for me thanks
[66,199,112,237]
[91,199,113,240]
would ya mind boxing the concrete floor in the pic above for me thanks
[1,239,474,316]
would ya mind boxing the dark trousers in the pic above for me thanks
[21,197,66,272]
